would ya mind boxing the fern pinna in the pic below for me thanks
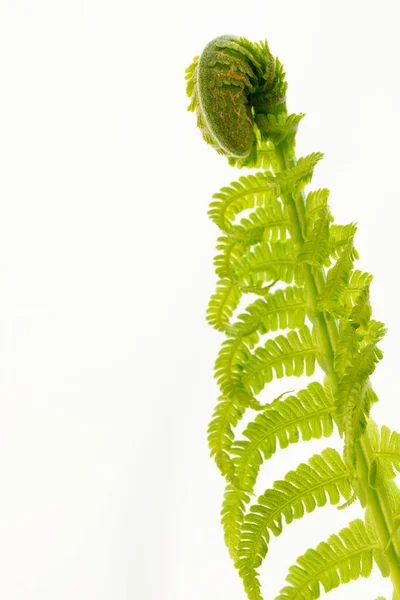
[185,35,400,599]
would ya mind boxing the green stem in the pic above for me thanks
[274,140,400,596]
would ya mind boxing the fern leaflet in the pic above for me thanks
[276,519,385,599]
[243,326,318,394]
[209,172,278,231]
[236,449,352,597]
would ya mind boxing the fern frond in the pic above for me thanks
[276,519,384,600]
[243,326,318,394]
[227,286,307,340]
[209,172,278,231]
[206,278,242,332]
[275,153,324,195]
[237,240,303,287]
[237,449,351,585]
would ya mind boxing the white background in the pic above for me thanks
[0,1,399,599]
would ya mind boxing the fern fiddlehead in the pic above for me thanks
[185,35,400,599]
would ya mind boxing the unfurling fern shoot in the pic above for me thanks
[185,35,400,599]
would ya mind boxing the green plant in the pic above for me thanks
[185,35,400,600]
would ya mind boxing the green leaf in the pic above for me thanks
[349,284,372,328]
[209,172,278,231]
[227,286,307,340]
[255,112,305,145]
[318,239,356,317]
[298,202,331,267]
[222,483,251,561]
[232,202,289,243]
[237,240,303,287]
[305,188,330,220]
[243,326,318,394]
[214,336,254,396]
[206,279,242,332]
[333,284,374,376]
[326,222,359,265]
[207,395,245,478]
[214,236,251,280]
[367,421,400,488]
[236,449,351,593]
[228,135,277,170]
[231,380,336,493]
[275,153,324,195]
[336,330,385,468]
[341,269,373,307]
[276,519,381,599]
[218,381,336,565]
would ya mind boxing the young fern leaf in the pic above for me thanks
[305,188,330,221]
[276,519,385,600]
[186,33,400,600]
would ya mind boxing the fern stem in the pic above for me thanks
[274,141,400,596]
